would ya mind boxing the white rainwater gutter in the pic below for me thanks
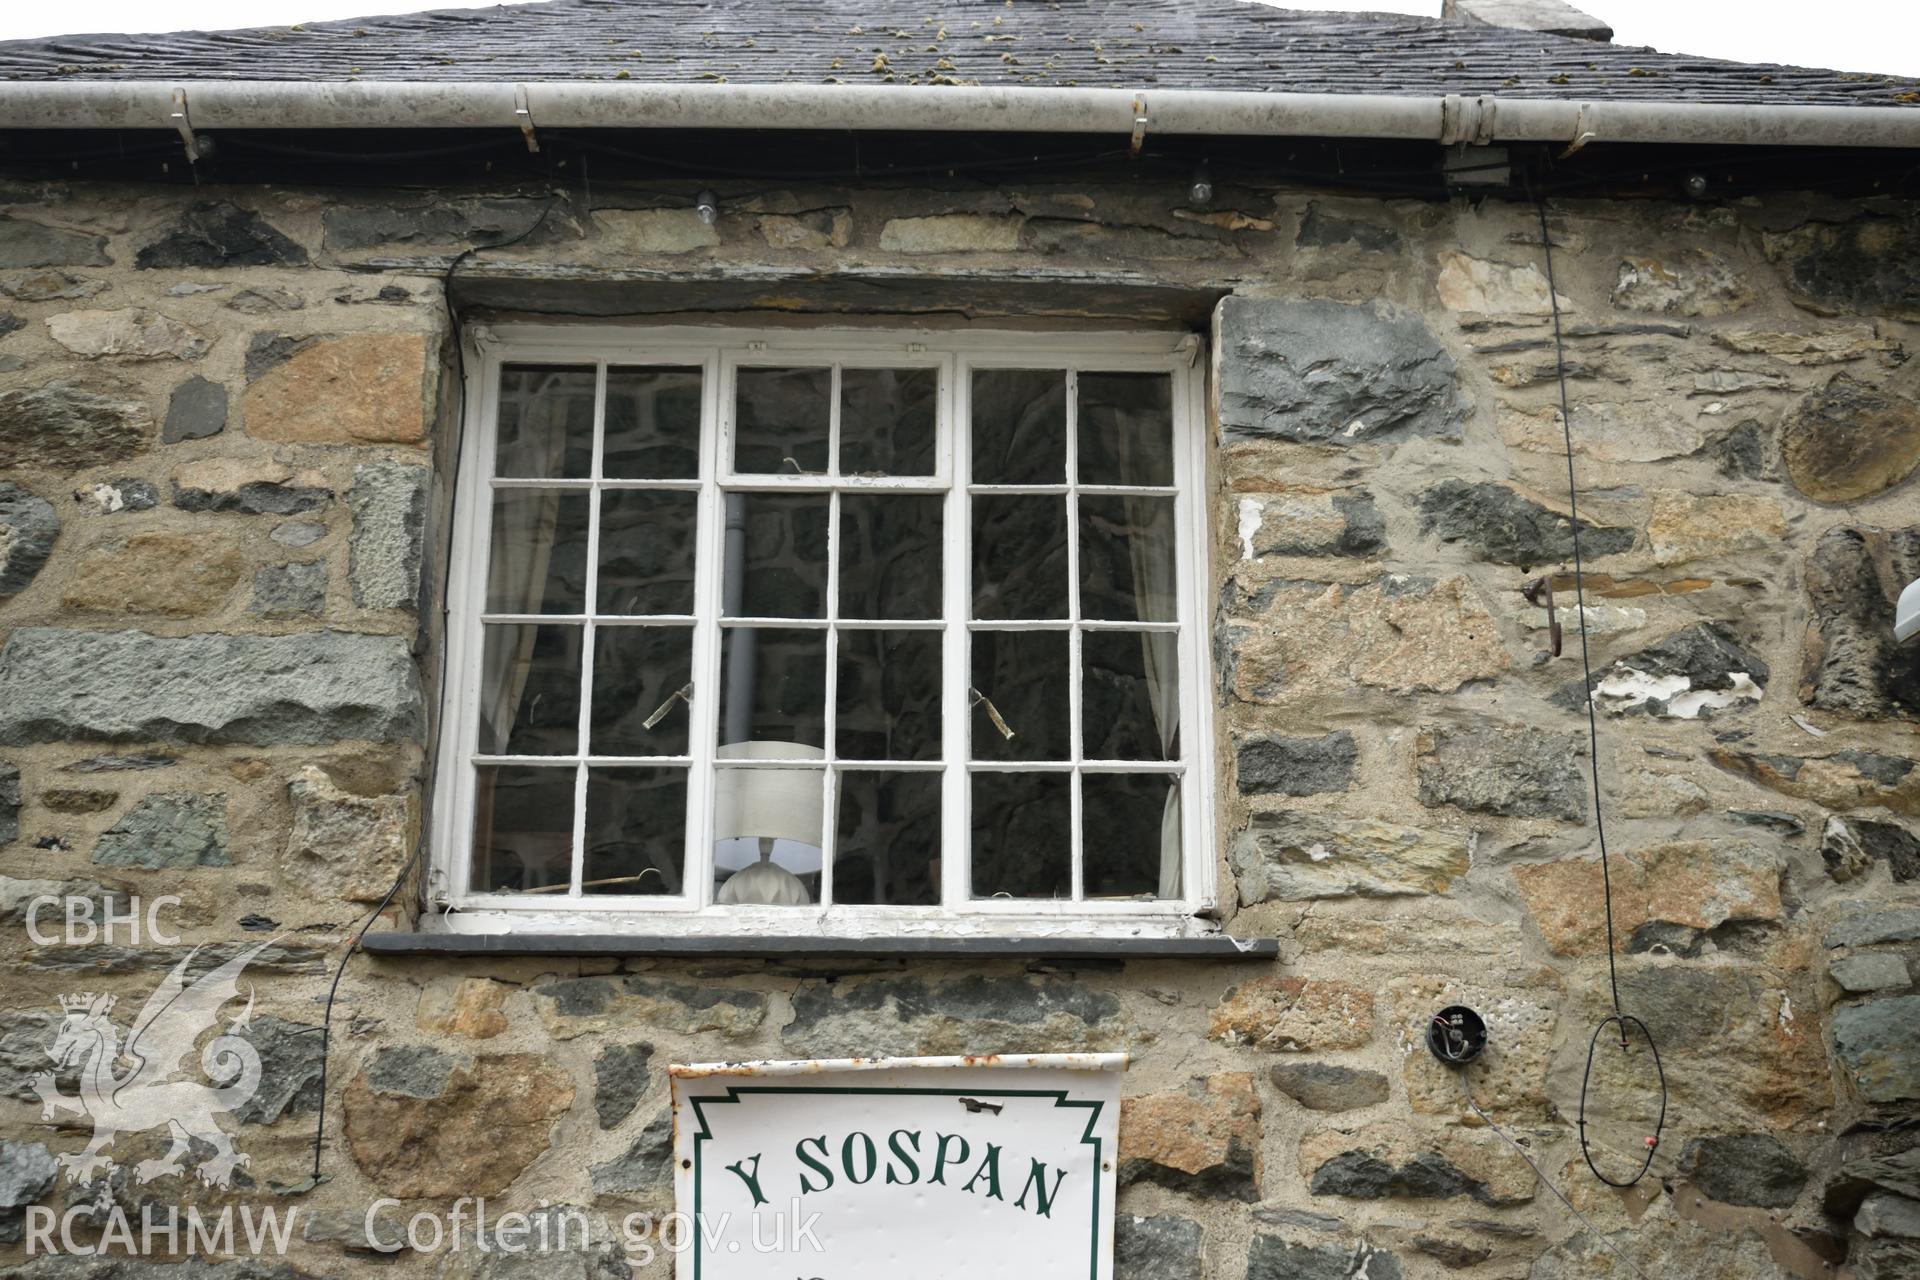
[1,81,1917,149]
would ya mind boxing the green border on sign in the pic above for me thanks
[685,1086,1109,1280]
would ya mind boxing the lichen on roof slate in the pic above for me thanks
[0,0,1915,108]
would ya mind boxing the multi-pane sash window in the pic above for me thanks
[435,328,1212,934]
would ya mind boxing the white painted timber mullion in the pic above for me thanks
[1065,367,1084,904]
[686,349,729,908]
[943,357,969,912]
[1178,355,1215,910]
[440,337,502,906]
[820,363,843,908]
[567,362,610,899]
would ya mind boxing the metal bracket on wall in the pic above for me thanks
[169,88,200,163]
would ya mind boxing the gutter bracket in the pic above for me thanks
[1129,94,1149,157]
[168,88,200,163]
[1560,103,1597,157]
[514,84,540,153]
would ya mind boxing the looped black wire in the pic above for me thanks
[1529,167,1666,1190]
[303,193,564,1189]
[1578,1014,1669,1189]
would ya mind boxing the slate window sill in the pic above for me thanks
[358,932,1279,961]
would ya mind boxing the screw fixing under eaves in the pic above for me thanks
[1427,1005,1487,1067]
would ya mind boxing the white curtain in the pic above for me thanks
[475,372,571,891]
[1109,398,1183,900]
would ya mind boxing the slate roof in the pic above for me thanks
[1,0,1915,108]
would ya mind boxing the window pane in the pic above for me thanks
[496,365,595,479]
[841,367,938,477]
[478,623,580,755]
[604,366,702,480]
[735,366,829,474]
[1079,495,1177,622]
[487,491,589,615]
[971,369,1065,485]
[841,494,943,619]
[972,495,1066,620]
[584,767,686,896]
[722,493,828,619]
[1083,774,1180,899]
[598,490,697,616]
[1083,631,1180,761]
[837,630,941,761]
[971,771,1070,899]
[835,772,940,906]
[1078,373,1174,487]
[718,627,826,749]
[970,630,1068,761]
[714,761,824,905]
[591,626,694,756]
[470,764,575,893]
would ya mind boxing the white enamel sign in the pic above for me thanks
[671,1054,1125,1280]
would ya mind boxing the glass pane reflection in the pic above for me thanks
[1077,373,1174,487]
[584,767,685,896]
[735,367,829,474]
[970,771,1070,899]
[841,368,937,477]
[840,494,942,619]
[972,494,1066,620]
[971,369,1065,485]
[604,366,702,480]
[723,494,829,619]
[834,772,940,906]
[478,623,580,755]
[470,765,575,893]
[1079,495,1177,622]
[496,365,595,479]
[1082,774,1180,899]
[597,490,697,616]
[487,491,589,615]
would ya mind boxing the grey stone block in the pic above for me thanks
[92,793,229,868]
[347,461,428,611]
[0,628,423,747]
[1217,297,1464,445]
[162,375,228,442]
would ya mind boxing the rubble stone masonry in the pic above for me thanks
[0,175,1916,1279]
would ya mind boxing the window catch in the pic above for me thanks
[514,868,662,895]
[970,688,1017,741]
[642,683,694,730]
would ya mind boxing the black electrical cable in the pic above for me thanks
[1531,185,1668,1191]
[299,193,564,1190]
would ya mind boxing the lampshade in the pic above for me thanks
[713,741,827,846]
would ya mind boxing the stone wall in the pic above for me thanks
[0,171,1916,1280]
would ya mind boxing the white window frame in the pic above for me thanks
[430,323,1217,940]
